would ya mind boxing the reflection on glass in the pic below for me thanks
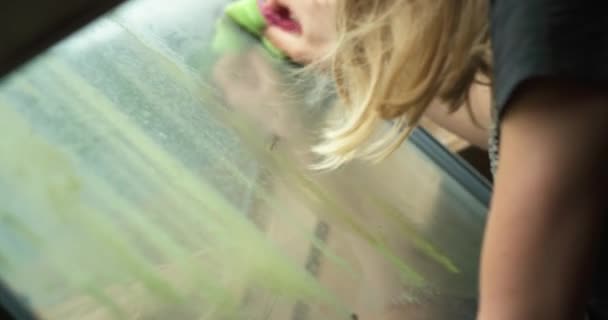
[0,0,487,319]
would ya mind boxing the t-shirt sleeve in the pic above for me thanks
[490,0,608,118]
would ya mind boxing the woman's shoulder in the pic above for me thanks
[490,0,608,119]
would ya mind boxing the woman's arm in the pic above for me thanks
[425,82,492,150]
[477,79,608,320]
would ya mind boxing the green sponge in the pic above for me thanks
[225,0,266,36]
[211,18,247,54]
[223,0,286,58]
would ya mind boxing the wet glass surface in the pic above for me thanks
[0,0,488,319]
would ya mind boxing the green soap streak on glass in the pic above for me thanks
[83,286,129,320]
[0,50,349,318]
[102,24,360,296]
[0,100,184,305]
[370,197,461,274]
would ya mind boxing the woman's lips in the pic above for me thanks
[259,1,302,33]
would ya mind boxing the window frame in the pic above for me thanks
[0,0,126,78]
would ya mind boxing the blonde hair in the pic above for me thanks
[313,0,491,170]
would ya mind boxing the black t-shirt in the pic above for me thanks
[490,1,608,317]
[491,0,608,117]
